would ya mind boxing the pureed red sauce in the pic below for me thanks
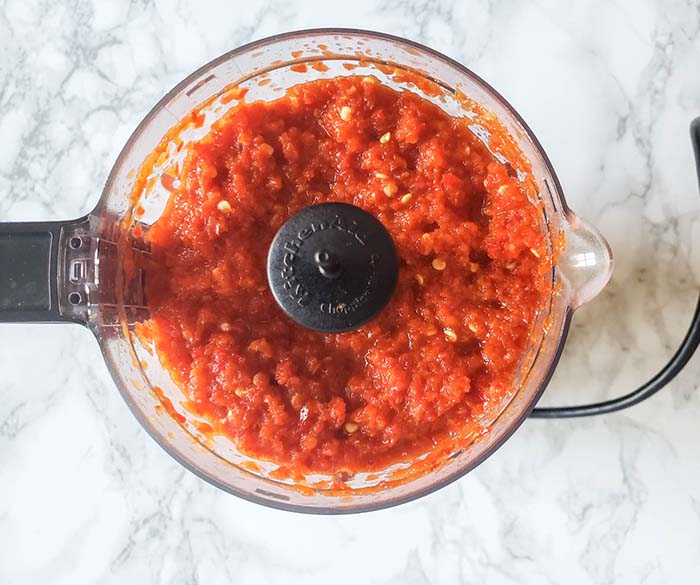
[144,75,548,477]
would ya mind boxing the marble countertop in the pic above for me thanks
[2,0,700,583]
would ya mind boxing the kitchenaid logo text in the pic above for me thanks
[280,215,367,308]
[319,254,377,315]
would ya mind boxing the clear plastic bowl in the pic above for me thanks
[89,29,612,513]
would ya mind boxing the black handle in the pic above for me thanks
[530,118,700,418]
[0,217,90,323]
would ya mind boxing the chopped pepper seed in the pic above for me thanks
[444,328,458,342]
[432,258,446,270]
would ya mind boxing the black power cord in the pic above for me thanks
[530,118,700,418]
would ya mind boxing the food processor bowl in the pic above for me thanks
[4,30,695,514]
[88,29,613,512]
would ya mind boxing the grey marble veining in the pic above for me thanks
[1,0,700,583]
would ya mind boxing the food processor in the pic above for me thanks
[1,29,699,513]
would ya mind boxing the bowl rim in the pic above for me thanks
[98,27,573,514]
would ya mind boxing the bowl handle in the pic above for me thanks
[0,216,92,324]
[531,117,700,418]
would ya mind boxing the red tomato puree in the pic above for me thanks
[145,76,547,476]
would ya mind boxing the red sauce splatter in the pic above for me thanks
[221,86,248,105]
[161,173,178,192]
[240,460,261,473]
[311,61,329,72]
[194,420,213,434]
[189,111,205,128]
[153,386,186,424]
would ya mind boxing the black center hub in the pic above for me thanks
[266,202,399,332]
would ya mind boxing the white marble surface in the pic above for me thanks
[2,0,700,583]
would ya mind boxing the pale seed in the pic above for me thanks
[469,262,479,273]
[217,200,232,212]
[344,422,359,434]
[468,323,478,334]
[497,185,508,194]
[400,193,413,204]
[259,143,274,156]
[375,171,389,179]
[340,106,352,121]
[530,248,541,258]
[384,182,398,197]
[444,328,458,342]
[432,258,446,271]
[379,132,391,144]
[415,273,424,285]
[220,322,232,332]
